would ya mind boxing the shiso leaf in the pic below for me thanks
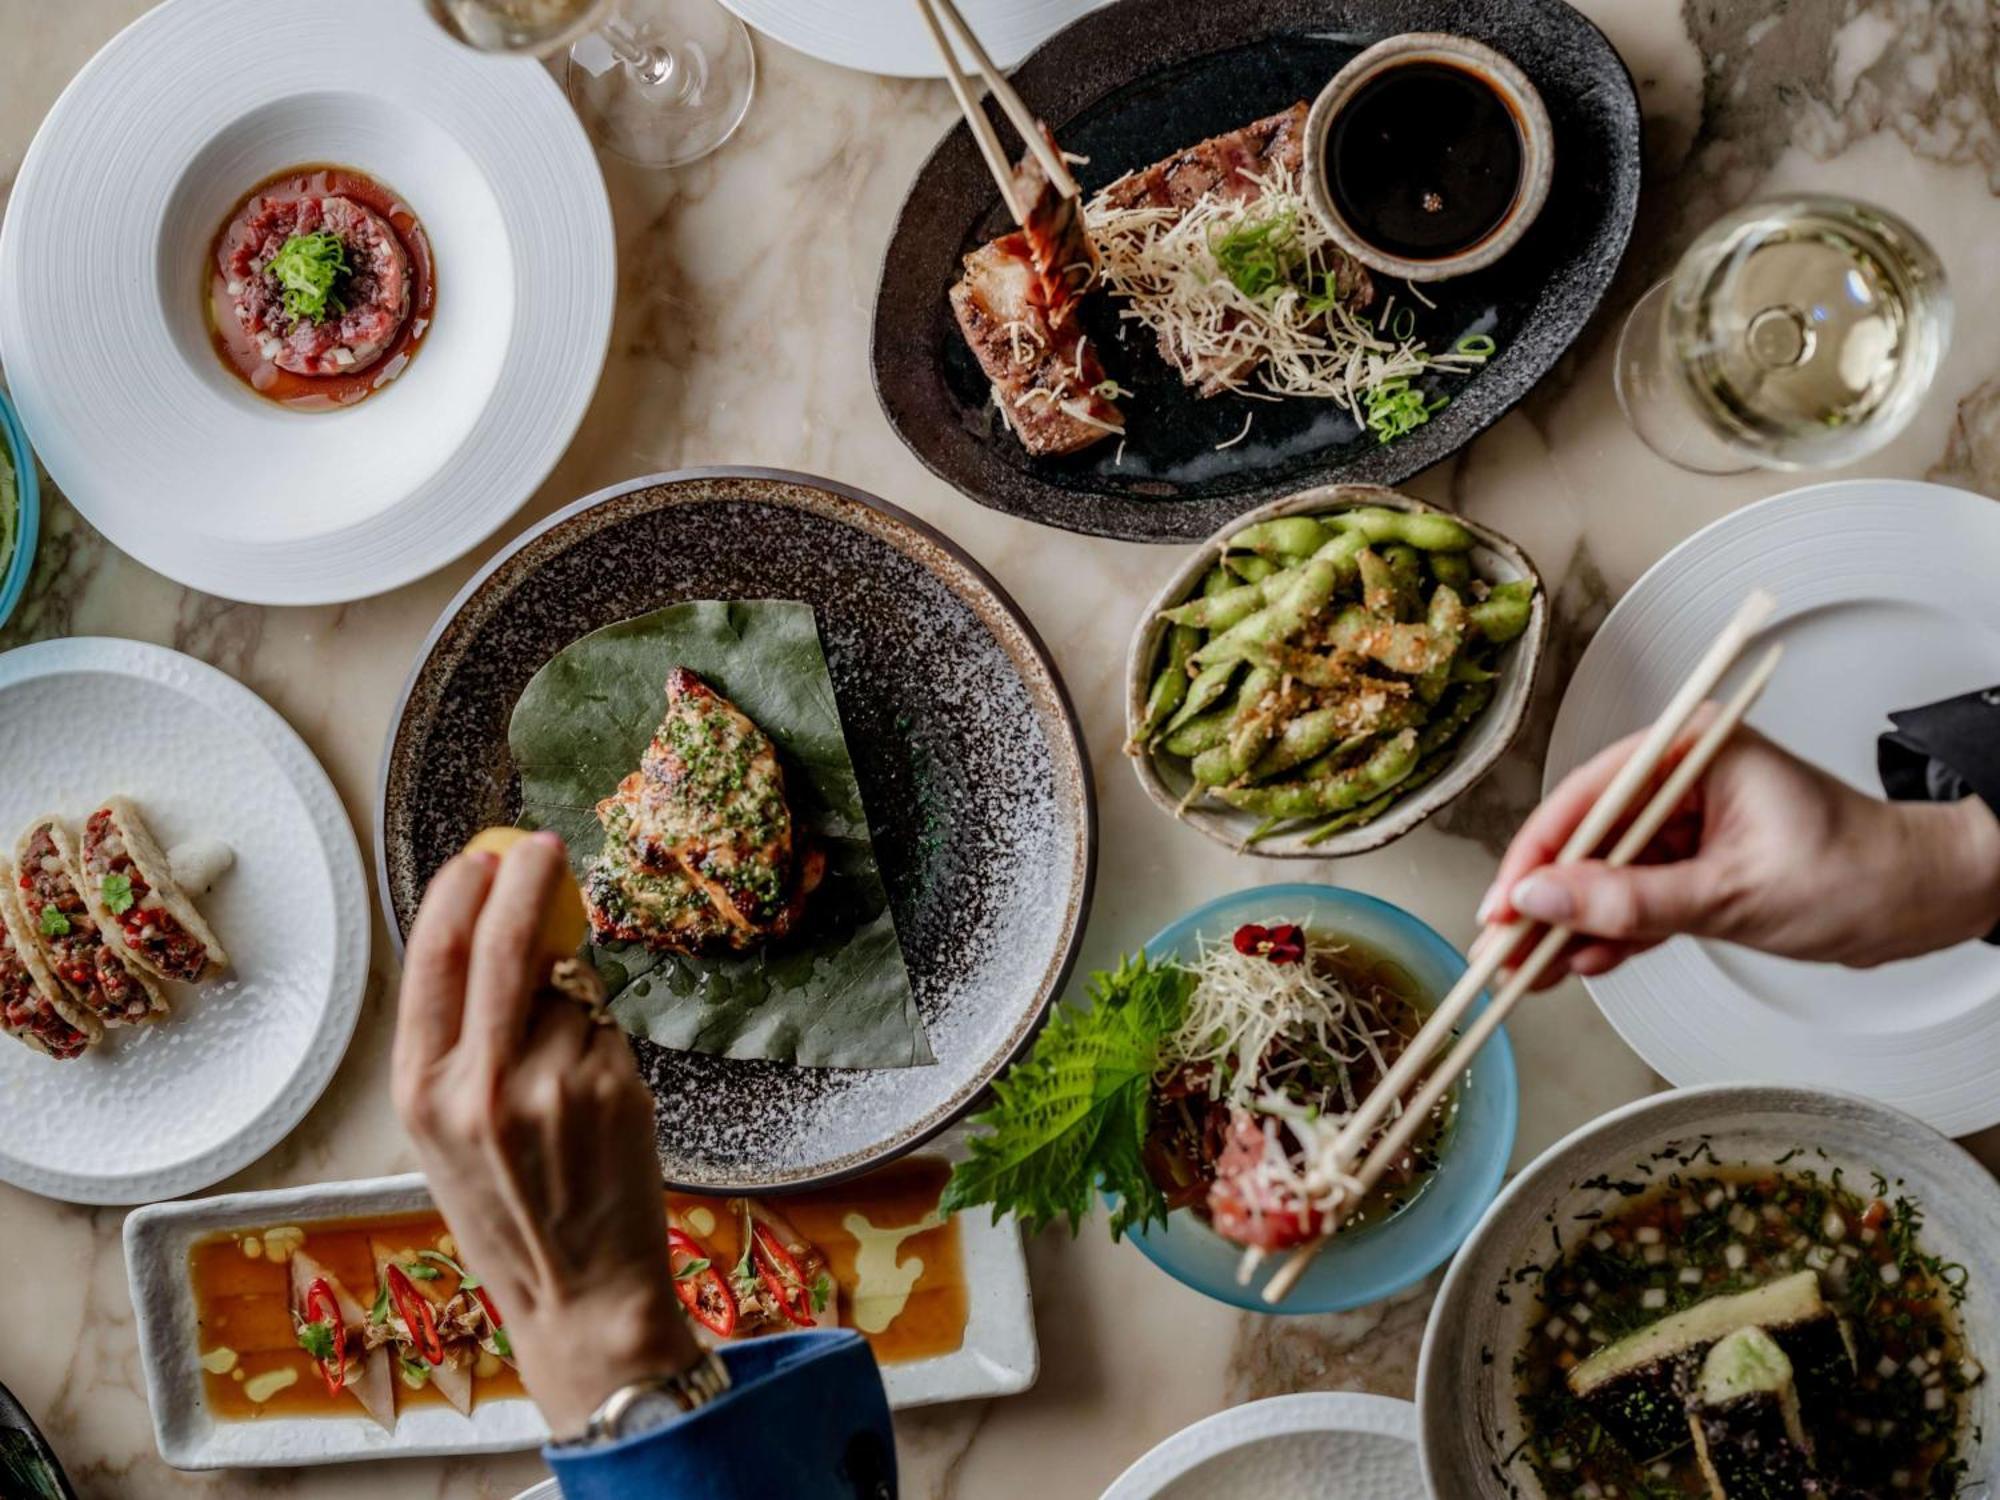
[509,599,930,1070]
[941,952,1195,1240]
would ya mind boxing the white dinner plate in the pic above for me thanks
[1100,1393,1421,1500]
[1545,479,2000,1136]
[0,0,614,605]
[0,639,369,1203]
[718,0,1107,77]
[127,1162,1037,1468]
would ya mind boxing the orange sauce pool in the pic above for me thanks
[189,1159,967,1424]
[205,164,435,412]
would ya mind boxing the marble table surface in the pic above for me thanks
[4,0,1999,1495]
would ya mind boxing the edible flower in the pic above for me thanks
[1231,922,1305,965]
[268,231,349,326]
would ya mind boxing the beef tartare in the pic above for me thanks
[224,194,409,376]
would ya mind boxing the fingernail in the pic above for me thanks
[533,830,565,850]
[1511,872,1573,923]
[1475,882,1500,925]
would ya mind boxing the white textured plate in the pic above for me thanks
[1417,1084,2000,1498]
[1100,1392,1421,1500]
[1546,480,2000,1137]
[127,1161,1036,1468]
[0,0,613,605]
[717,0,1107,76]
[0,639,368,1203]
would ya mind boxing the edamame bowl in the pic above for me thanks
[1124,485,1547,859]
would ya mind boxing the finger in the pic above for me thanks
[1479,707,1721,925]
[1569,940,1649,977]
[1507,859,1715,944]
[462,833,568,1060]
[395,852,499,1084]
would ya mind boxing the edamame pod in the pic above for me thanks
[1161,667,1275,756]
[1227,515,1333,558]
[1384,544,1424,620]
[1467,578,1535,644]
[1225,554,1279,584]
[1429,551,1473,590]
[1164,658,1241,734]
[1414,585,1467,705]
[1357,547,1399,617]
[1245,704,1349,783]
[1218,730,1419,818]
[1298,755,1450,846]
[1188,560,1339,672]
[1329,507,1475,552]
[1140,624,1200,737]
[1417,680,1495,757]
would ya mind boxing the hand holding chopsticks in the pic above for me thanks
[912,0,1079,223]
[1255,589,1784,1305]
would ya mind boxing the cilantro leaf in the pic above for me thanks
[368,1285,391,1324]
[672,1257,712,1281]
[811,1271,833,1315]
[940,952,1194,1241]
[37,906,69,938]
[296,1320,336,1361]
[100,873,135,915]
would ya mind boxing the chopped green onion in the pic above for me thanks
[1362,378,1449,445]
[268,231,349,327]
[1209,209,1301,298]
[1454,333,1497,358]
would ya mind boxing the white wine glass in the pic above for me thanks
[427,0,756,169]
[1613,194,1950,474]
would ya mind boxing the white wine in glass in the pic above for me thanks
[426,0,756,170]
[1614,195,1950,473]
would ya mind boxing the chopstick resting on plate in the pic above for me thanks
[1254,589,1785,1305]
[912,0,1079,223]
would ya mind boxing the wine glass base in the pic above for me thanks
[1612,278,1756,476]
[569,0,756,169]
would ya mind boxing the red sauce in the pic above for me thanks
[206,164,435,412]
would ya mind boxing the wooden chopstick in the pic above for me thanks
[1255,592,1780,1305]
[911,0,1080,220]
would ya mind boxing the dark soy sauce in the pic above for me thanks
[1328,61,1524,260]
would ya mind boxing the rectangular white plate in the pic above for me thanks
[126,1165,1037,1469]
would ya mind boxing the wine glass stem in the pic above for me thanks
[600,15,681,92]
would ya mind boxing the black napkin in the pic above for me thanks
[1879,685,2000,945]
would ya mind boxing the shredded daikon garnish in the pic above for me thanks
[1083,166,1490,418]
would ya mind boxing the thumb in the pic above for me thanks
[1506,860,1715,943]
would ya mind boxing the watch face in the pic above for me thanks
[612,1389,688,1439]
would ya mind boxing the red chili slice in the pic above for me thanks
[669,1227,738,1338]
[303,1277,348,1395]
[751,1223,816,1328]
[384,1263,445,1365]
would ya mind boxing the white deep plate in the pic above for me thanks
[718,0,1107,76]
[0,0,614,605]
[127,1164,1036,1468]
[1417,1084,2000,1498]
[1100,1393,1421,1500]
[1546,479,2000,1137]
[0,639,368,1203]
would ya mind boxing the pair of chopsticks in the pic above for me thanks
[1256,589,1785,1306]
[912,0,1079,223]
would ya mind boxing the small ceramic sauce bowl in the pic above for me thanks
[1303,32,1555,283]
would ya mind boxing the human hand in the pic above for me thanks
[391,833,697,1438]
[1481,709,2000,988]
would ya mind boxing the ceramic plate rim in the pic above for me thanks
[125,1162,1037,1467]
[373,465,1099,1192]
[0,638,369,1204]
[1545,478,2000,1136]
[0,0,614,605]
[1100,1390,1419,1500]
[714,0,1108,76]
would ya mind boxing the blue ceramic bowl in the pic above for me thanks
[0,388,39,629]
[1123,883,1518,1314]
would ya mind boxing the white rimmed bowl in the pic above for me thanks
[0,0,614,605]
[1417,1084,2000,1498]
[1303,32,1555,283]
[1101,1392,1422,1499]
[1124,484,1547,859]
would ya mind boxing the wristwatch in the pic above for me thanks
[577,1350,733,1446]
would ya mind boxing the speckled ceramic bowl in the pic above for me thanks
[377,468,1096,1191]
[0,387,40,629]
[1418,1085,2000,1498]
[1125,484,1547,859]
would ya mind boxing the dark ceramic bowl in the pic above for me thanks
[871,0,1640,543]
[377,468,1097,1191]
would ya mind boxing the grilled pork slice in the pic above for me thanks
[587,669,824,955]
[1569,1272,1856,1462]
[950,241,1121,455]
[1096,102,1375,396]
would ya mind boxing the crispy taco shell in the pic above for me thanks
[0,862,103,1057]
[12,815,167,1026]
[77,796,229,984]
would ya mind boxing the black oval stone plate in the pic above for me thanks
[872,0,1640,543]
[378,469,1096,1191]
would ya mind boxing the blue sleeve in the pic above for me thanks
[544,1330,895,1500]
